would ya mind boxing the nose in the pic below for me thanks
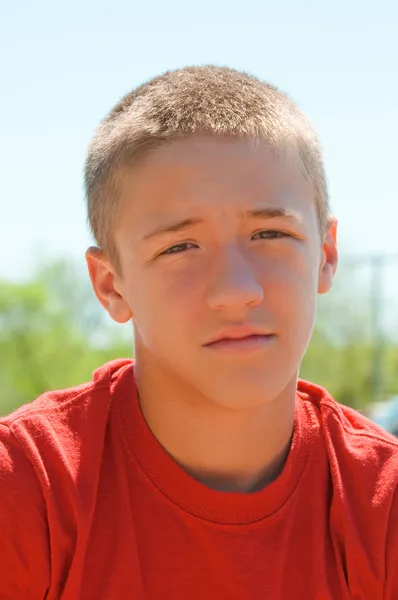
[205,247,264,311]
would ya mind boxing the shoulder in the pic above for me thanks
[0,359,133,595]
[298,380,398,595]
[298,378,398,519]
[298,378,398,469]
[1,358,133,430]
[0,358,133,478]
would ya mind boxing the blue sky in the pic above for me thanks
[1,0,397,282]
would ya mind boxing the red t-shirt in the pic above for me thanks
[1,359,397,599]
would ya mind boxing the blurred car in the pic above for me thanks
[367,395,398,436]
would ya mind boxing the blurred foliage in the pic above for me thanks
[1,258,398,416]
[0,259,131,416]
[302,263,398,410]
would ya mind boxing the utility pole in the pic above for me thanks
[370,255,384,403]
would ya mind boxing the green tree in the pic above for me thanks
[0,260,131,416]
[301,262,396,409]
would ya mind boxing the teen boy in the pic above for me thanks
[1,65,397,599]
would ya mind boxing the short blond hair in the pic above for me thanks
[85,65,330,272]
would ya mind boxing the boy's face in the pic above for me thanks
[87,135,337,409]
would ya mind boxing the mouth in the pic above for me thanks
[203,326,275,354]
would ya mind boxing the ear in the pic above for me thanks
[318,217,338,295]
[85,247,133,324]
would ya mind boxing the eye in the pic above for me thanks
[160,242,198,255]
[252,230,288,240]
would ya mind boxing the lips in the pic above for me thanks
[204,333,275,355]
[203,325,274,348]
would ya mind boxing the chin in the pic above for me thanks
[201,372,293,411]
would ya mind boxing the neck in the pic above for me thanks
[134,355,297,494]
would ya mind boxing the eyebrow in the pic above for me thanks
[241,207,301,221]
[141,217,204,242]
[141,208,301,242]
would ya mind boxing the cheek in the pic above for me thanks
[260,252,318,322]
[160,265,206,311]
[260,247,318,291]
[130,265,205,336]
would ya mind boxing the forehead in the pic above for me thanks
[117,135,316,228]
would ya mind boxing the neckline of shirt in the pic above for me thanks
[112,361,319,525]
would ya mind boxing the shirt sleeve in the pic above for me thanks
[0,423,50,599]
[385,482,398,600]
